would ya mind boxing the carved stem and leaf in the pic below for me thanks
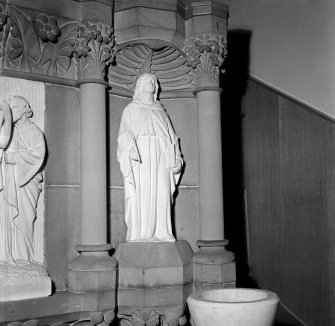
[37,21,78,75]
[7,7,41,71]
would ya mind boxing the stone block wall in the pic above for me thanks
[45,84,80,290]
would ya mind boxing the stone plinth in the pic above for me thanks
[193,240,236,291]
[0,263,51,302]
[115,240,193,325]
[68,244,117,294]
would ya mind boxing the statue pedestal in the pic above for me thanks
[0,263,51,301]
[193,240,236,291]
[115,240,193,325]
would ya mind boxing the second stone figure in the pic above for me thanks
[117,73,183,242]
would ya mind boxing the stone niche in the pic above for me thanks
[108,42,200,251]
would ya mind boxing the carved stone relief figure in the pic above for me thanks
[117,73,183,242]
[0,100,12,191]
[0,96,45,265]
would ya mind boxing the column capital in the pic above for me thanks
[75,22,116,81]
[183,33,227,88]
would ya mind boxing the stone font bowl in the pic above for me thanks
[187,288,279,326]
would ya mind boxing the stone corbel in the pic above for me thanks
[183,33,227,88]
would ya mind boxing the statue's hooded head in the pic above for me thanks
[8,95,33,122]
[133,73,159,101]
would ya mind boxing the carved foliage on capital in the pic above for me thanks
[183,34,227,87]
[75,22,115,80]
[0,5,115,80]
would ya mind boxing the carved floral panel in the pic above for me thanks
[0,5,115,81]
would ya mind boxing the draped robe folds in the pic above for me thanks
[0,121,45,264]
[117,99,182,242]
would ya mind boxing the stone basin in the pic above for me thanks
[187,288,279,326]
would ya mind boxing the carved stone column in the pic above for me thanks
[68,23,117,294]
[184,34,236,290]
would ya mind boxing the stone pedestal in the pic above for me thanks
[115,241,193,325]
[68,244,117,294]
[193,240,235,291]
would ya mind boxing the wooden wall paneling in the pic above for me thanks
[241,78,332,326]
[242,79,280,288]
[326,122,335,326]
[278,96,328,325]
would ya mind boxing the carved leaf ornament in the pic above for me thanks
[0,6,8,58]
[7,7,41,69]
[108,44,194,91]
[37,19,78,74]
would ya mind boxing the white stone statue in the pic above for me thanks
[117,73,183,242]
[0,96,45,265]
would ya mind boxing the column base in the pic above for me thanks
[193,240,236,291]
[68,244,118,294]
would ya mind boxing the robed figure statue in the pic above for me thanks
[0,96,46,264]
[117,73,183,242]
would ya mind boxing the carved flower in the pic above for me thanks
[73,38,91,58]
[90,312,104,325]
[34,14,61,43]
[75,22,115,64]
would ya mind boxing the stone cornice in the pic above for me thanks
[184,1,229,20]
[114,0,229,19]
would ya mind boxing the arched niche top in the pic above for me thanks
[108,40,195,98]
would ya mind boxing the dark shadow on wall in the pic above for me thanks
[106,88,112,244]
[220,29,254,287]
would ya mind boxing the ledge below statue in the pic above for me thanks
[0,263,51,302]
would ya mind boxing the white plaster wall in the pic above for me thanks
[227,0,335,117]
[0,77,45,264]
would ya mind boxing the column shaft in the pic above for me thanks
[197,89,224,240]
[80,82,107,245]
